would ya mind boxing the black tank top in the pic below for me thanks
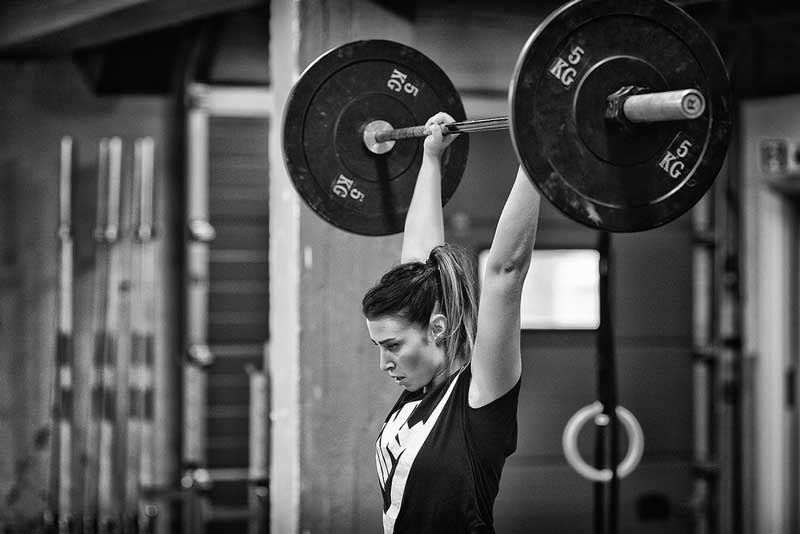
[375,364,520,534]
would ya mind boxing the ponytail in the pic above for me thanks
[427,245,478,368]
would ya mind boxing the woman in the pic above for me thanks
[363,112,541,534]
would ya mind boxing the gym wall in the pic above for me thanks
[0,59,181,528]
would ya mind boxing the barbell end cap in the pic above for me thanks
[680,89,706,119]
[363,120,396,155]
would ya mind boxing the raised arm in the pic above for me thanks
[469,166,541,408]
[400,113,458,263]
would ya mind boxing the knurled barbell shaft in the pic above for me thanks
[370,88,705,144]
[374,117,510,142]
[372,117,507,143]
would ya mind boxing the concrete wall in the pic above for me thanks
[269,2,412,532]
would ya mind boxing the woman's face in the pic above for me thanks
[366,314,447,392]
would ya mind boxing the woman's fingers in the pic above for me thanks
[423,112,458,155]
[429,122,443,142]
[427,112,453,128]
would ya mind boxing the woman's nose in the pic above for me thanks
[379,350,394,372]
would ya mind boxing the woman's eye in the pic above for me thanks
[386,343,399,351]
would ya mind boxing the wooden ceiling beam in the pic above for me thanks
[0,0,264,56]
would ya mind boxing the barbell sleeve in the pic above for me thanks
[367,88,705,146]
[622,88,706,122]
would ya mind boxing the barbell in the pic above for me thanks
[282,0,733,235]
[363,88,706,149]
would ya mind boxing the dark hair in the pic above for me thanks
[362,244,479,368]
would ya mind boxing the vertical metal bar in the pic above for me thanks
[722,108,744,534]
[126,137,156,534]
[707,137,723,534]
[98,137,123,534]
[792,210,800,534]
[134,138,158,534]
[124,139,142,534]
[248,366,269,534]
[606,233,619,534]
[593,418,606,534]
[594,231,618,534]
[84,139,111,534]
[115,145,135,534]
[715,137,746,534]
[692,187,716,534]
[716,171,732,534]
[51,136,75,534]
[184,108,213,534]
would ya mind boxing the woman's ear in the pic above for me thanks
[429,313,448,344]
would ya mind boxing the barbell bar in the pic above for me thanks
[281,0,733,236]
[363,88,707,154]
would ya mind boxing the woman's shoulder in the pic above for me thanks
[464,362,521,412]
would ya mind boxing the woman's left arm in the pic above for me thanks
[469,166,540,408]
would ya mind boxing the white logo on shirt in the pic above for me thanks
[375,372,463,534]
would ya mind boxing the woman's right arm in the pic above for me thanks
[400,113,457,263]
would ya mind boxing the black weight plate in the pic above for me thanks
[510,0,732,232]
[283,40,468,236]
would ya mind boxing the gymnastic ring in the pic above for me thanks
[561,401,644,482]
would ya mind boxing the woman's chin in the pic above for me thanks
[400,379,420,391]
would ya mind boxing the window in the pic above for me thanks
[478,248,600,330]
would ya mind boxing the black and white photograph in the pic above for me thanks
[0,0,797,533]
